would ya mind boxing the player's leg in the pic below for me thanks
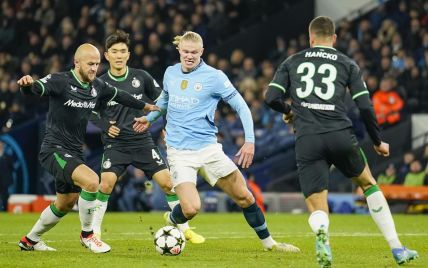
[92,171,118,238]
[352,164,419,264]
[164,146,201,225]
[19,193,78,251]
[72,164,111,253]
[330,129,418,265]
[296,134,332,267]
[215,169,300,252]
[92,149,128,238]
[152,168,205,243]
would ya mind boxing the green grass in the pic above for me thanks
[0,212,426,267]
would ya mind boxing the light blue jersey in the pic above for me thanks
[147,61,254,150]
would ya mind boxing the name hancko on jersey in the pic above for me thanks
[305,51,337,60]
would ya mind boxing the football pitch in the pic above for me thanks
[0,212,426,267]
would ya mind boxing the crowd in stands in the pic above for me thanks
[377,145,428,186]
[1,0,428,198]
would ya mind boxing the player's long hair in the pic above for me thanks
[172,31,203,48]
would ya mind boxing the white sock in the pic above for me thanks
[79,189,98,232]
[92,200,108,234]
[308,210,330,234]
[365,185,402,249]
[92,191,110,234]
[261,236,276,248]
[167,194,190,232]
[27,204,65,242]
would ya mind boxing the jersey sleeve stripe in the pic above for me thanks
[35,80,45,96]
[108,87,118,103]
[269,82,286,93]
[352,90,369,100]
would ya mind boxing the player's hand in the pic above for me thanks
[374,141,389,157]
[17,75,34,87]
[143,103,160,112]
[235,142,254,169]
[107,121,120,138]
[133,116,151,133]
[282,110,294,124]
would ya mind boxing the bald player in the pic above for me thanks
[17,43,159,253]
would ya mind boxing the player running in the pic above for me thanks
[134,31,300,253]
[265,16,418,267]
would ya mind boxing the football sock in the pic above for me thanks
[92,191,110,233]
[308,210,330,233]
[166,194,190,231]
[27,203,66,242]
[79,189,98,232]
[365,185,402,249]
[169,204,189,224]
[243,202,270,240]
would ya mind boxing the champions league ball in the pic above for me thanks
[154,226,186,256]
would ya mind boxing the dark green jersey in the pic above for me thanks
[269,46,371,139]
[21,70,146,154]
[96,67,162,147]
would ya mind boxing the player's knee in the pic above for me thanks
[182,205,200,219]
[235,192,255,208]
[55,202,75,212]
[159,181,173,194]
[99,180,114,194]
[84,178,99,192]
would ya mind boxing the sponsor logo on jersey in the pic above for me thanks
[194,82,203,91]
[70,86,78,92]
[170,94,200,110]
[103,159,112,169]
[91,86,97,97]
[301,101,335,111]
[132,77,141,88]
[180,80,188,90]
[64,99,96,109]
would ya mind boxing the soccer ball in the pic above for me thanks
[154,226,186,256]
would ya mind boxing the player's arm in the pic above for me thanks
[216,71,254,168]
[264,61,292,115]
[89,108,120,138]
[349,63,388,156]
[100,81,159,112]
[226,92,255,169]
[133,69,171,133]
[18,74,61,96]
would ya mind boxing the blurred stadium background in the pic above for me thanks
[1,0,428,215]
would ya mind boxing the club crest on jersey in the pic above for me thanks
[103,159,111,169]
[132,77,141,88]
[194,82,203,91]
[180,80,188,90]
[91,87,97,97]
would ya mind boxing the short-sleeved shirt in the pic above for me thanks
[97,67,162,148]
[270,46,369,139]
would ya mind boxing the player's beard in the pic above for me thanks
[79,68,95,83]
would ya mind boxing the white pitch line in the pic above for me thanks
[2,232,428,244]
